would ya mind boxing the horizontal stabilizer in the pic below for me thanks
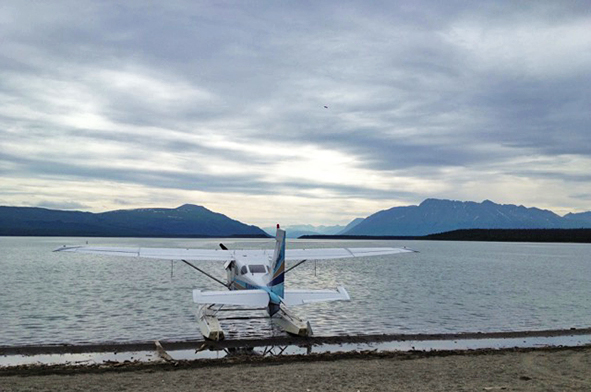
[192,289,270,307]
[283,286,350,306]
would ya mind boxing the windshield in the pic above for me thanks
[248,265,267,274]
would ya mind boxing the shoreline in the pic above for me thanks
[3,326,590,356]
[2,345,591,391]
[4,329,591,391]
[1,345,585,374]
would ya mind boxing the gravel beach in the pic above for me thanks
[2,346,590,392]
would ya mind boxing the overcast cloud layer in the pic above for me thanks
[1,1,590,226]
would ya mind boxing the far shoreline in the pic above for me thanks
[300,228,591,243]
[2,228,591,243]
[0,234,271,239]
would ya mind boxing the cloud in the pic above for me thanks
[0,1,590,225]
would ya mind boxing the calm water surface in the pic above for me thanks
[1,237,590,346]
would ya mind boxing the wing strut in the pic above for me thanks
[285,259,307,274]
[181,259,229,288]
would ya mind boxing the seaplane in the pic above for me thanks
[54,225,416,340]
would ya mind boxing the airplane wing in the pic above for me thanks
[54,245,416,262]
[192,289,269,306]
[283,287,350,306]
[284,247,416,261]
[53,246,233,261]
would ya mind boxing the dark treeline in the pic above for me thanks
[300,235,424,240]
[301,229,591,243]
[426,228,591,243]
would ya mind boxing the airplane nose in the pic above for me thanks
[243,274,267,288]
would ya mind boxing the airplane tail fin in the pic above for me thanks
[269,225,286,299]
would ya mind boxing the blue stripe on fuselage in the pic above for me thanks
[232,279,281,304]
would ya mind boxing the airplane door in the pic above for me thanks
[224,260,236,287]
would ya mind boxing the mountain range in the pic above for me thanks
[342,199,591,236]
[263,219,363,238]
[0,204,268,237]
[2,198,590,238]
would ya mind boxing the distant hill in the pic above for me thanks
[336,218,364,234]
[564,211,591,225]
[264,217,366,238]
[263,223,348,238]
[343,199,591,236]
[0,204,269,237]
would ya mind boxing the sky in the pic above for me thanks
[1,1,590,227]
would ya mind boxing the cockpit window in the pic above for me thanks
[240,265,248,275]
[248,265,267,274]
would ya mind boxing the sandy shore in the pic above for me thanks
[2,346,591,391]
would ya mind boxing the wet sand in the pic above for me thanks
[2,346,591,391]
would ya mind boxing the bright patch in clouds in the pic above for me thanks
[443,18,591,78]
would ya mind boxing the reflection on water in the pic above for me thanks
[1,237,591,346]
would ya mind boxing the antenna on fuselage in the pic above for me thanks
[219,243,228,251]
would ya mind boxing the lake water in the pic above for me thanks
[1,237,590,346]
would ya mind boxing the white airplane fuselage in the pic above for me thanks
[225,257,283,314]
